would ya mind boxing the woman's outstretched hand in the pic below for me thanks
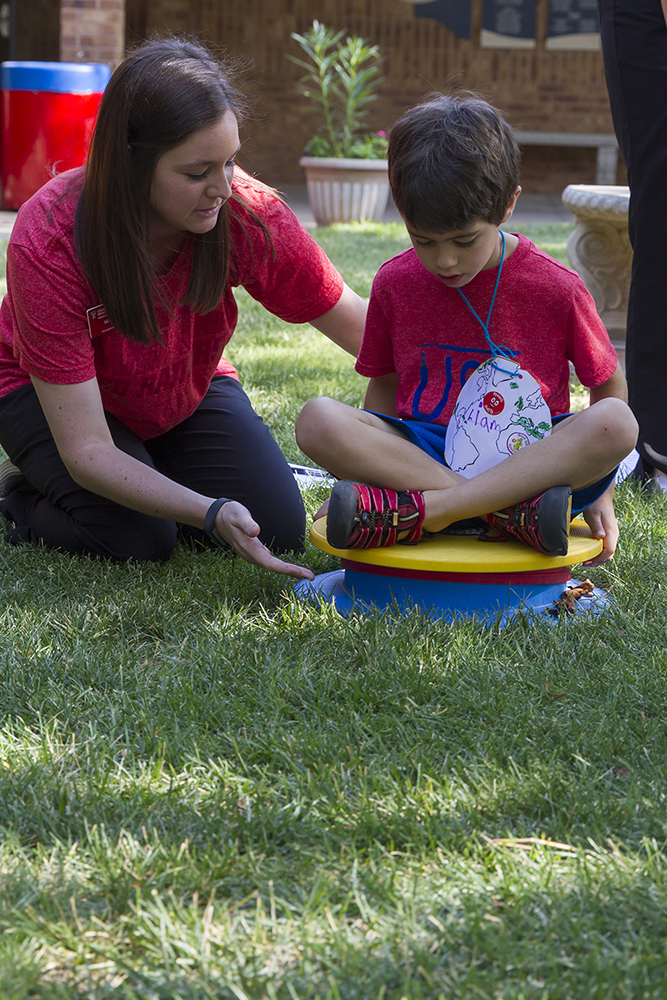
[216,501,315,580]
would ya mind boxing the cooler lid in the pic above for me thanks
[0,61,111,94]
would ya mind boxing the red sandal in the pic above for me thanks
[485,485,572,556]
[326,480,426,550]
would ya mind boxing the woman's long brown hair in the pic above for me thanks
[75,37,254,345]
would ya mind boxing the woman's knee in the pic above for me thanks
[257,495,306,554]
[108,515,178,562]
[66,502,178,561]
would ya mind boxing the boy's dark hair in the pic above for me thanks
[388,93,521,232]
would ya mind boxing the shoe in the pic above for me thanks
[0,458,26,500]
[326,480,426,550]
[486,486,572,556]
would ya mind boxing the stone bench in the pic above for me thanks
[516,131,619,186]
[561,183,631,368]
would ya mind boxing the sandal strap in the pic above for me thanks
[349,485,425,548]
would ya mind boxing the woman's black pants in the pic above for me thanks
[598,0,667,474]
[0,376,305,561]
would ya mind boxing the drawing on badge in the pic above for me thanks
[444,358,552,479]
[516,413,552,440]
[507,431,531,452]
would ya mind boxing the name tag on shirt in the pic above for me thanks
[444,358,551,479]
[87,304,114,339]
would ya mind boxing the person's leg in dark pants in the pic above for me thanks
[147,376,306,553]
[598,0,667,475]
[0,384,177,560]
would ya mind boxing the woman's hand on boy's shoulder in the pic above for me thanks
[581,483,618,566]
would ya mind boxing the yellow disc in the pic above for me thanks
[310,516,602,572]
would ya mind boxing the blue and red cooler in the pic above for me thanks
[1,60,111,210]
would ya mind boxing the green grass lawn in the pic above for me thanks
[2,222,667,999]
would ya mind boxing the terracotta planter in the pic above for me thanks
[299,155,390,226]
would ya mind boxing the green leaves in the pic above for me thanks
[288,20,387,159]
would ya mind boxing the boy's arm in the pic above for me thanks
[581,361,629,566]
[589,360,628,404]
[364,373,399,417]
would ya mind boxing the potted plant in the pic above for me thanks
[288,21,390,227]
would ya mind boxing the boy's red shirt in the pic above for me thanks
[356,235,618,426]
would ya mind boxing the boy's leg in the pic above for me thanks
[296,396,465,491]
[297,396,637,531]
[420,399,637,531]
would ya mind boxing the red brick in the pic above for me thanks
[52,0,619,189]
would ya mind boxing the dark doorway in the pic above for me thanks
[7,0,59,61]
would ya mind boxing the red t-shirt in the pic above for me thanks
[356,235,618,425]
[0,168,343,439]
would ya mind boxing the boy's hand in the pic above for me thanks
[581,482,618,566]
[313,497,330,522]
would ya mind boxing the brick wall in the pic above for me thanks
[60,0,125,68]
[87,0,627,193]
[132,0,621,191]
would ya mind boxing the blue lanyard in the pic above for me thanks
[456,230,518,376]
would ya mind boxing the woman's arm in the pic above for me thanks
[31,375,313,579]
[308,283,367,357]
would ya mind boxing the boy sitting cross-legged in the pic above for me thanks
[295,94,638,566]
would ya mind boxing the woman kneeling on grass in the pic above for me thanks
[0,37,366,577]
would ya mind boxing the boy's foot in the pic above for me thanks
[486,486,572,556]
[0,458,26,500]
[326,480,426,549]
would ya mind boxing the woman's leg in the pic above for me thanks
[147,376,306,553]
[0,384,177,560]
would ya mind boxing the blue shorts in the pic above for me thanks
[371,412,615,516]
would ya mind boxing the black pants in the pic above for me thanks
[0,376,305,560]
[598,0,667,474]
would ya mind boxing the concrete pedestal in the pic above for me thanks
[562,184,631,368]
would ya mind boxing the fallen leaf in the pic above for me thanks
[568,579,595,599]
[553,579,595,615]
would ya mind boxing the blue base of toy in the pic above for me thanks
[294,569,610,625]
